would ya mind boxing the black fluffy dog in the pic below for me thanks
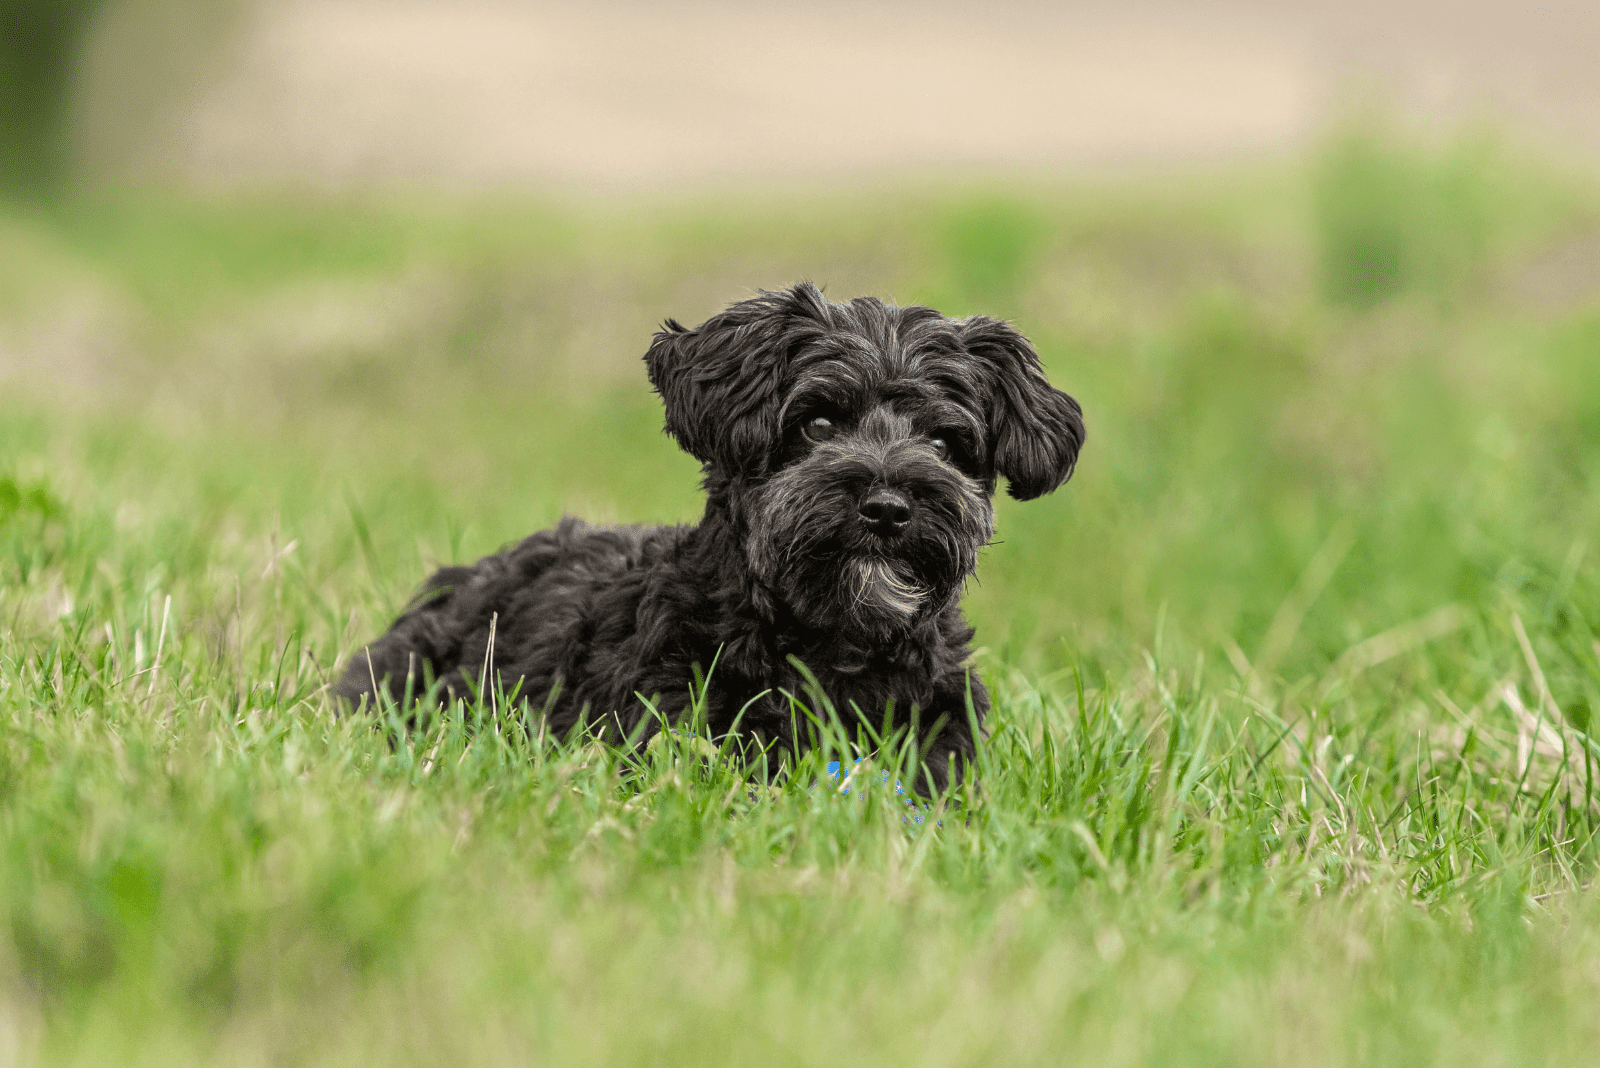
[330,283,1084,791]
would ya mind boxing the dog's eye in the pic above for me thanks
[803,416,838,443]
[930,436,951,462]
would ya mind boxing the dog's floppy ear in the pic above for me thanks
[645,283,830,472]
[962,316,1085,500]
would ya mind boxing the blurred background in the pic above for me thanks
[0,0,1595,192]
[2,0,1598,700]
[10,0,1600,191]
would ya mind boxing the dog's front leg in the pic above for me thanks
[911,669,990,795]
[914,719,977,796]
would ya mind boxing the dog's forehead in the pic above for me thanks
[793,306,984,406]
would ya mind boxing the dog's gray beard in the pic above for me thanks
[848,557,927,621]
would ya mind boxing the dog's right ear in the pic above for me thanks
[645,283,831,472]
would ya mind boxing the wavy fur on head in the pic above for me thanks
[330,283,1084,792]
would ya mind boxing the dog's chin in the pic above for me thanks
[766,549,939,641]
[845,556,929,632]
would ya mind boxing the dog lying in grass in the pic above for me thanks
[331,283,1084,792]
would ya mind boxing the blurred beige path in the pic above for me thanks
[87,0,1600,188]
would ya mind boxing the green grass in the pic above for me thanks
[4,133,1600,1064]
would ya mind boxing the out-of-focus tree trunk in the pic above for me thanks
[0,0,107,195]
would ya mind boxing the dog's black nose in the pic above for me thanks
[858,488,912,536]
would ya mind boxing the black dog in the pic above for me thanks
[330,283,1083,791]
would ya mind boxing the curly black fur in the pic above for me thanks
[330,283,1084,792]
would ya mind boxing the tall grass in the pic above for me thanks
[2,132,1599,1064]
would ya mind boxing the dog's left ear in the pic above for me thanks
[644,284,831,473]
[962,317,1085,500]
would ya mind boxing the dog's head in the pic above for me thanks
[645,283,1084,638]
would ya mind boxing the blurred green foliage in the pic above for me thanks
[0,0,105,194]
[0,474,64,524]
[1313,121,1502,307]
[942,197,1046,307]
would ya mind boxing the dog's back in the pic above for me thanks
[330,516,690,718]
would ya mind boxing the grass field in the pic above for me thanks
[3,130,1600,1065]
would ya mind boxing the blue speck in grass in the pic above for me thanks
[822,760,928,824]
